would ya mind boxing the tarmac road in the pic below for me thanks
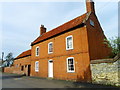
[1,73,119,89]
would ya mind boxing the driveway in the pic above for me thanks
[2,73,119,88]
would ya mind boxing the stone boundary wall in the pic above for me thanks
[90,58,120,86]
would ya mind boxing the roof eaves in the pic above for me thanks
[31,13,88,46]
[31,23,85,46]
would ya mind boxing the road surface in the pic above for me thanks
[2,73,118,88]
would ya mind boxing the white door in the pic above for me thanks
[48,60,53,78]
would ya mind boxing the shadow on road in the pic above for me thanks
[2,73,119,89]
[2,74,26,80]
[71,82,119,88]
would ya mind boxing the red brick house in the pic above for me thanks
[4,0,111,82]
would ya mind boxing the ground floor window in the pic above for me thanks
[67,57,75,73]
[35,61,39,72]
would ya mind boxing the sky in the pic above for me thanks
[0,0,118,59]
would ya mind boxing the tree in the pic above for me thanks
[5,52,14,67]
[104,36,120,58]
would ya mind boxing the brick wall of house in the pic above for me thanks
[31,53,91,82]
[31,26,89,60]
[86,13,111,60]
[31,26,91,82]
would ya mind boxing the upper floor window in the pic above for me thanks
[66,35,73,50]
[35,61,39,72]
[48,42,53,54]
[90,19,94,26]
[67,57,75,73]
[36,46,39,56]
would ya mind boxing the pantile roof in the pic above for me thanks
[31,13,87,46]
[14,49,31,60]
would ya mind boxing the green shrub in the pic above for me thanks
[104,37,120,58]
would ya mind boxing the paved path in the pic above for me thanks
[2,73,119,88]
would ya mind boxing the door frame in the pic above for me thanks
[48,60,53,78]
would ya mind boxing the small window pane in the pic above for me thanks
[70,59,73,64]
[71,67,74,70]
[90,20,94,26]
[71,65,74,68]
[68,67,71,70]
[68,60,70,64]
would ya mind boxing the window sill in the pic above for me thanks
[48,52,53,54]
[66,48,74,51]
[67,71,75,73]
[35,71,39,72]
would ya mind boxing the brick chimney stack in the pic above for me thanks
[40,25,46,36]
[86,0,95,13]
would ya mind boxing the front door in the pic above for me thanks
[48,60,53,78]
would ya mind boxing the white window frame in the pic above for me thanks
[90,19,94,26]
[66,35,74,50]
[48,42,53,54]
[66,57,75,73]
[35,61,39,72]
[35,46,39,56]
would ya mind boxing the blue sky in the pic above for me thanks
[0,0,118,58]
